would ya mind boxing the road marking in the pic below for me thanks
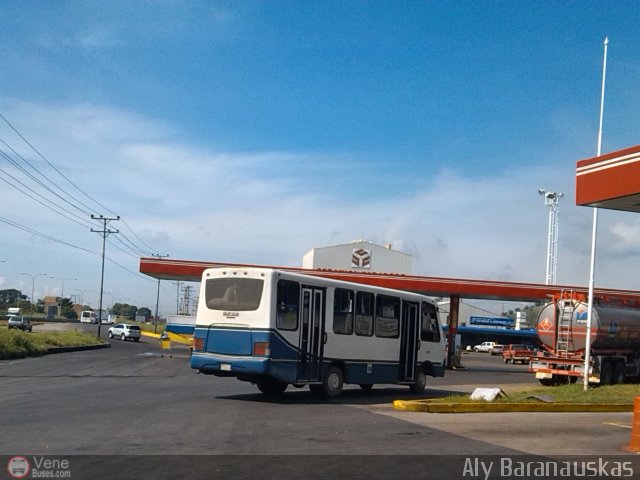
[603,421,631,429]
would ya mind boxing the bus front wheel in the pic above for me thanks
[322,365,344,398]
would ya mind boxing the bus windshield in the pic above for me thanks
[205,278,264,311]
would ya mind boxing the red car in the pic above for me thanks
[502,344,535,364]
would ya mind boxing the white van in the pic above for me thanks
[80,310,97,324]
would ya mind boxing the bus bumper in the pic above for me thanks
[191,352,271,377]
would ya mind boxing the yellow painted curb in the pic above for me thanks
[393,400,633,413]
[141,331,193,346]
[141,331,162,339]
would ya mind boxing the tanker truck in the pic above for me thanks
[529,293,640,385]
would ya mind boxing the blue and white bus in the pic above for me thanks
[191,267,446,397]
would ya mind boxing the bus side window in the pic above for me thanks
[333,288,354,335]
[375,295,400,338]
[420,301,441,342]
[354,292,374,337]
[276,280,300,331]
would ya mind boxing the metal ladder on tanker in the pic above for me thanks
[556,293,574,357]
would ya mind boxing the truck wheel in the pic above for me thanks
[613,362,626,385]
[539,378,555,386]
[600,362,613,386]
[322,365,344,398]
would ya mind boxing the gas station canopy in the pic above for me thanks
[576,144,640,213]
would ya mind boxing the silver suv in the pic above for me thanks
[7,316,32,332]
[108,323,141,342]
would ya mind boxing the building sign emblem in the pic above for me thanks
[352,248,371,269]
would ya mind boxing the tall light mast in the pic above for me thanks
[538,189,564,285]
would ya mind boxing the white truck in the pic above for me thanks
[80,310,98,324]
[473,341,498,353]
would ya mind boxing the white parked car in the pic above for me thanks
[108,323,141,342]
[473,341,497,353]
[7,316,32,332]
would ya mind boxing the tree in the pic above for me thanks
[137,307,152,320]
[0,289,26,309]
[111,303,137,320]
[58,297,77,320]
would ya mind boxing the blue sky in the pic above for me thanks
[1,1,639,315]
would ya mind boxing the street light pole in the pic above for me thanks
[151,253,169,333]
[20,272,48,313]
[584,37,609,392]
[61,278,76,298]
[50,277,77,298]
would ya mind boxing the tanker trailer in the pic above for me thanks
[529,296,640,385]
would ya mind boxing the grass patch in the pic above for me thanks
[0,329,104,359]
[431,384,640,405]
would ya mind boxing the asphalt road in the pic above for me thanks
[1,333,637,479]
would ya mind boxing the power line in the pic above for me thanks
[0,216,99,255]
[0,146,95,217]
[0,166,96,229]
[0,113,165,257]
[0,113,116,216]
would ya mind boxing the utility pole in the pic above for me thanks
[180,285,193,315]
[91,214,119,339]
[151,253,169,333]
[174,281,181,314]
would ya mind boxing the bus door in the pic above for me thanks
[400,301,419,381]
[298,287,325,383]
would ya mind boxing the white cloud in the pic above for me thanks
[1,99,639,315]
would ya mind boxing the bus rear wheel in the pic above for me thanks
[322,365,344,398]
[256,380,288,396]
[410,369,426,394]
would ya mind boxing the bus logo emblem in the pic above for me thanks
[352,249,371,269]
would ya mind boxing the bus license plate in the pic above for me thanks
[220,363,231,371]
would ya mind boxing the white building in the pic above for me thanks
[302,240,413,274]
